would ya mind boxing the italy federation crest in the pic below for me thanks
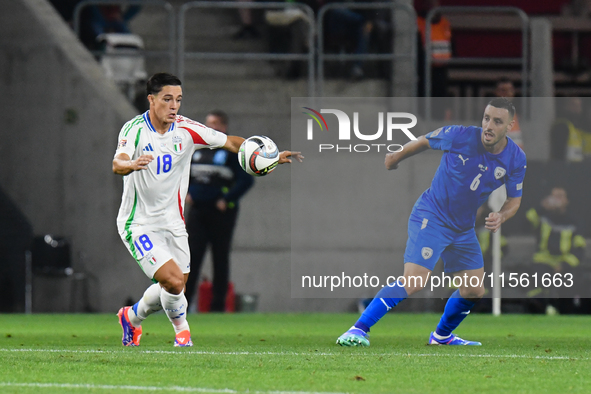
[494,167,506,179]
[172,135,183,152]
[421,247,433,260]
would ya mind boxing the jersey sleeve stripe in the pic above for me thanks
[180,126,208,145]
[134,127,142,148]
[123,116,142,137]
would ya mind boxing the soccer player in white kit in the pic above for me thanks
[113,73,302,347]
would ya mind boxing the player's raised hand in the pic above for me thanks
[385,153,399,170]
[279,151,304,164]
[133,154,154,170]
[485,212,503,233]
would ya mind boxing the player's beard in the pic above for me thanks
[482,129,506,148]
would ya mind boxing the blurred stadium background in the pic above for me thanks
[1,0,590,315]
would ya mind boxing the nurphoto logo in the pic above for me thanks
[302,107,418,153]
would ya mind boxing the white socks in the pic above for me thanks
[432,331,451,341]
[160,288,190,334]
[127,284,190,335]
[128,283,162,327]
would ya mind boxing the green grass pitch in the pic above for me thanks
[0,313,589,393]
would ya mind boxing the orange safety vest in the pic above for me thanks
[507,113,524,149]
[417,16,452,65]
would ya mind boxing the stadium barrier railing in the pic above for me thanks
[73,0,176,73]
[178,1,316,97]
[424,6,529,118]
[316,1,417,97]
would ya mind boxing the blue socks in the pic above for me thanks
[435,290,476,337]
[355,281,408,333]
[353,285,475,337]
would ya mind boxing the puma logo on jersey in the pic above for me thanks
[458,154,469,165]
[143,143,154,152]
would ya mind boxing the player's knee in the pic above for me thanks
[161,277,185,295]
[401,273,428,296]
[404,285,424,296]
[459,286,485,301]
[403,281,427,296]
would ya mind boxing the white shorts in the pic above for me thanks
[119,227,191,279]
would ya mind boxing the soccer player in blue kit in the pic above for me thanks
[337,98,527,346]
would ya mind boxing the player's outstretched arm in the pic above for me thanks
[485,196,522,233]
[223,135,246,154]
[384,135,430,170]
[112,153,154,175]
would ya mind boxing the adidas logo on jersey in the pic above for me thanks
[143,143,154,152]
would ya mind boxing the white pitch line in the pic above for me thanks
[0,348,586,361]
[0,382,348,394]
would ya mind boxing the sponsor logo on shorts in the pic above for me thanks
[421,247,433,260]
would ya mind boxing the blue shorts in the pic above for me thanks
[403,213,484,273]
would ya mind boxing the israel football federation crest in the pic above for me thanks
[494,167,506,179]
[172,135,183,152]
[421,247,433,260]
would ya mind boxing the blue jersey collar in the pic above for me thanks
[143,110,176,134]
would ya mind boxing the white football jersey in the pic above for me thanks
[115,111,228,235]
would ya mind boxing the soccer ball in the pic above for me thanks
[238,136,280,176]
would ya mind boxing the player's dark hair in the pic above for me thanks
[207,109,229,125]
[488,97,515,119]
[146,73,182,96]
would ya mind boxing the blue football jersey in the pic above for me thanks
[413,125,527,232]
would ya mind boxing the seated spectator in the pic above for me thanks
[266,2,312,79]
[324,2,373,80]
[90,4,142,37]
[561,0,591,17]
[233,0,261,39]
[525,187,588,314]
[550,97,591,161]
